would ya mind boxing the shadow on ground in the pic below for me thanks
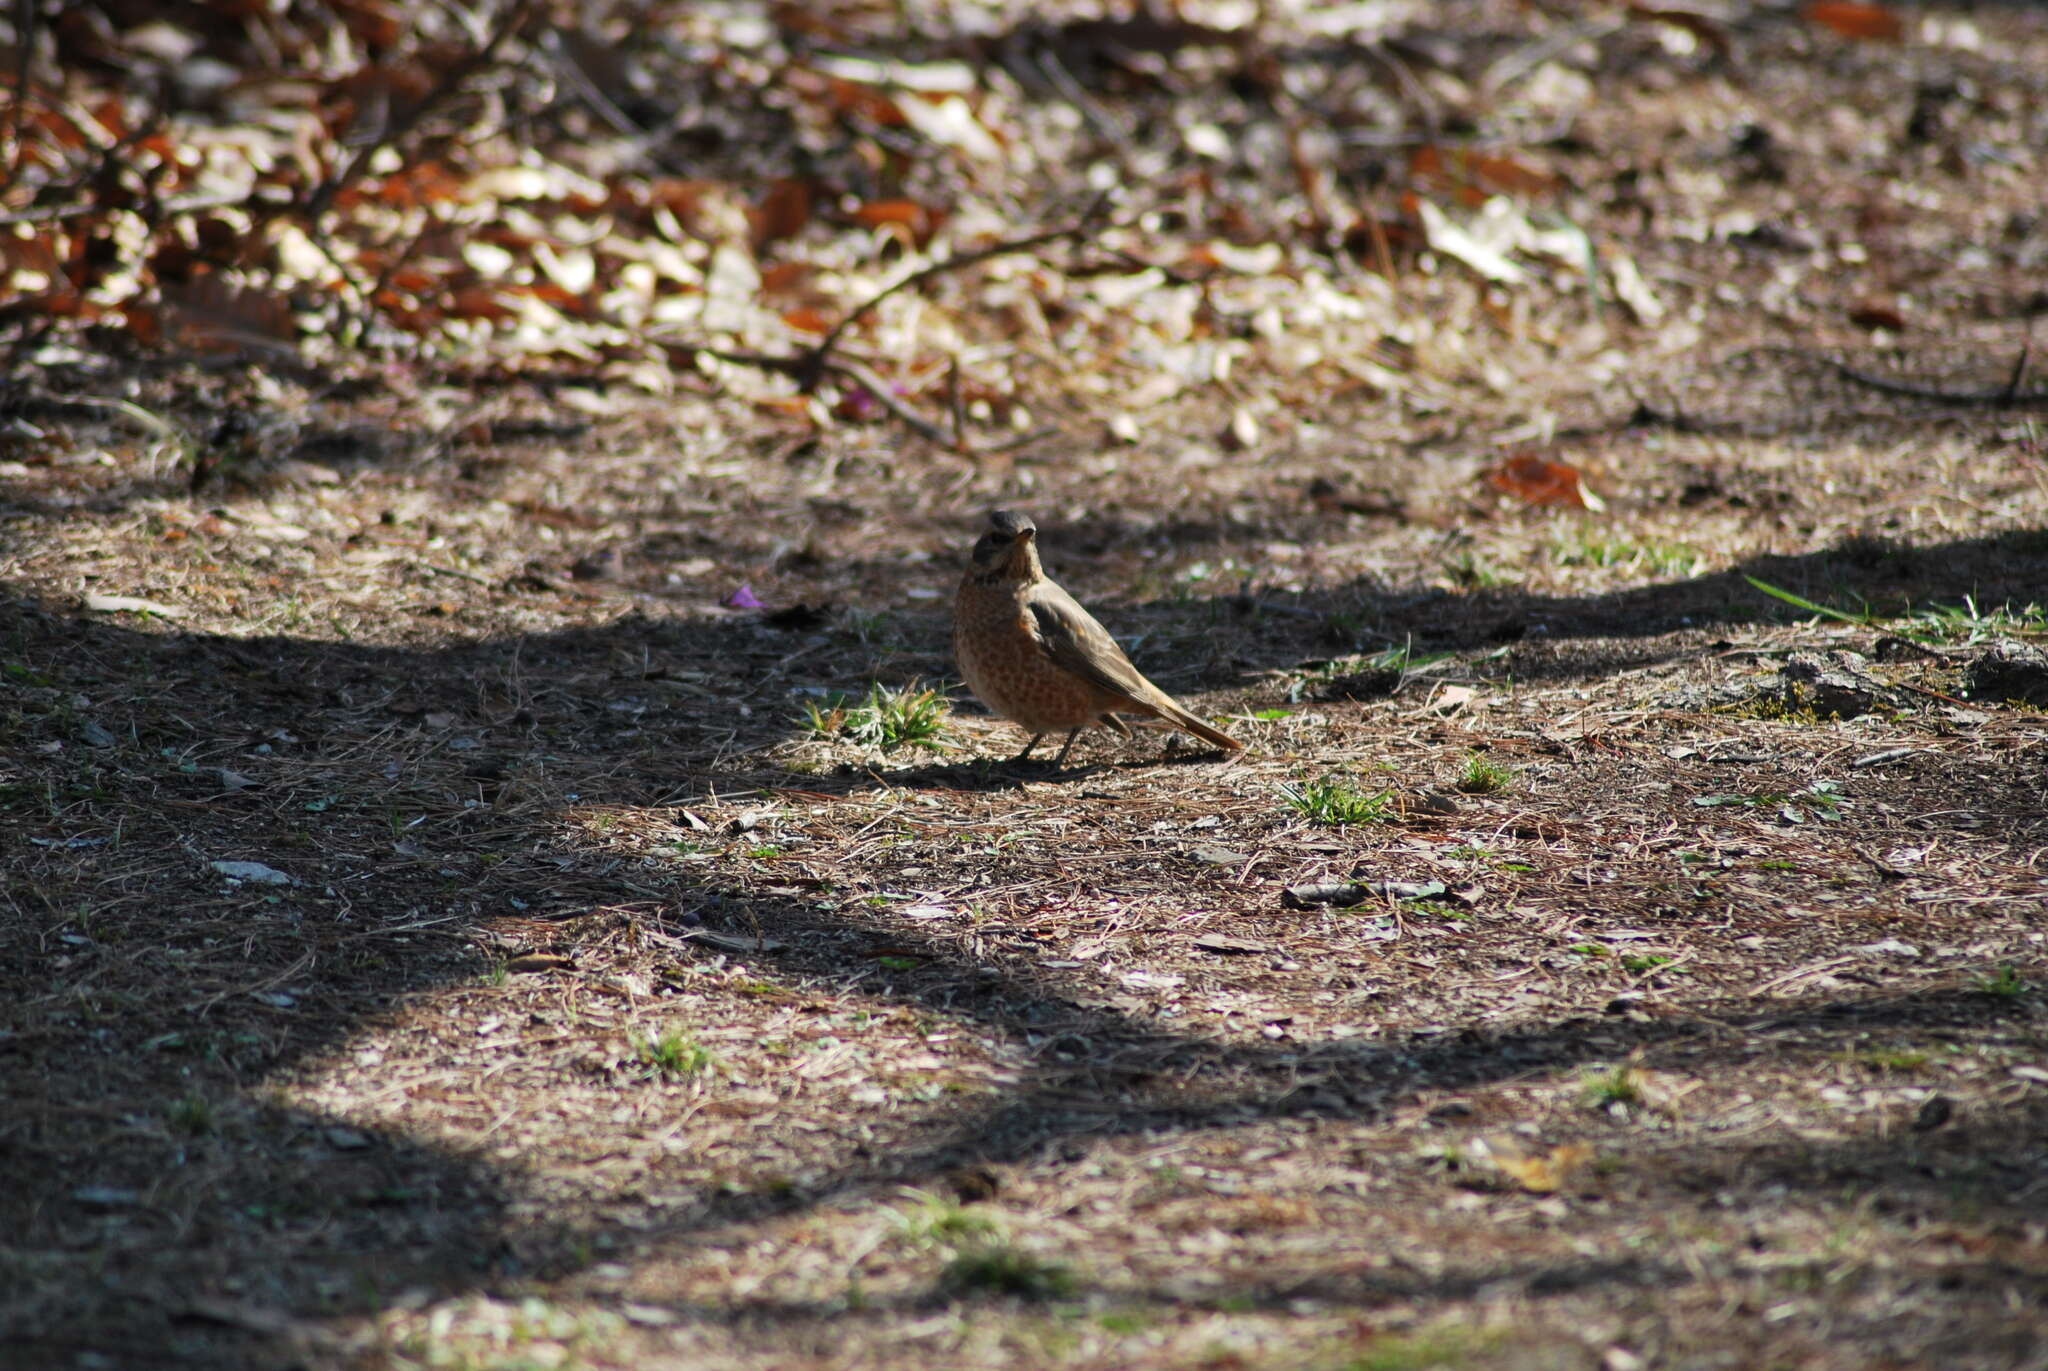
[3,520,2045,1367]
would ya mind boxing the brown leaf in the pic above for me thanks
[1193,933,1269,955]
[445,285,513,323]
[158,273,299,353]
[1626,4,1735,60]
[751,178,814,250]
[1410,145,1559,200]
[647,178,720,222]
[1487,1141,1593,1194]
[505,953,574,974]
[781,307,833,336]
[1803,2,1904,41]
[1484,454,1605,510]
[338,160,464,211]
[823,75,909,127]
[332,0,407,51]
[759,261,814,295]
[122,303,163,344]
[1847,300,1906,330]
[849,198,946,248]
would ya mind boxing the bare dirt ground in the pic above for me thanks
[4,3,2047,1369]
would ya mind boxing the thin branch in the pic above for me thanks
[0,189,249,229]
[688,345,956,447]
[830,357,956,447]
[6,0,35,172]
[677,194,1124,449]
[2000,339,2032,401]
[304,0,539,225]
[1748,345,2048,407]
[799,187,1116,390]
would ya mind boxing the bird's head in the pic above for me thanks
[967,509,1042,580]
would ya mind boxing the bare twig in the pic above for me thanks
[831,357,955,447]
[946,356,966,447]
[6,0,35,172]
[0,76,170,227]
[686,345,956,446]
[2001,339,2032,400]
[800,188,1116,390]
[681,193,1121,449]
[1748,345,2048,407]
[304,0,539,225]
[0,189,248,229]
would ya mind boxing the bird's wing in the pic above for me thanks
[1024,583,1161,705]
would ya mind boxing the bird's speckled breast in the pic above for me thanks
[954,578,1105,732]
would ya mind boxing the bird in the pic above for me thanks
[953,509,1244,767]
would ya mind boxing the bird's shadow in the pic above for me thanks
[796,740,1241,795]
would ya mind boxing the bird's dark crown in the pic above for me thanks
[969,509,1039,572]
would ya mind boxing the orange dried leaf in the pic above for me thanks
[122,304,164,345]
[1465,152,1559,197]
[28,105,89,150]
[1492,1144,1593,1194]
[849,198,945,247]
[1485,454,1605,510]
[850,199,924,228]
[502,281,585,316]
[826,77,907,126]
[753,395,820,421]
[39,290,101,320]
[1410,144,1558,199]
[89,97,127,141]
[648,178,718,220]
[378,161,466,208]
[759,261,813,295]
[385,267,439,294]
[332,0,406,50]
[751,178,814,249]
[1803,1,1903,40]
[781,306,833,335]
[447,286,513,322]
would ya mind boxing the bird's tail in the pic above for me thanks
[1152,700,1244,753]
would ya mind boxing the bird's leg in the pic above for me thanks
[1051,727,1084,768]
[1010,733,1044,763]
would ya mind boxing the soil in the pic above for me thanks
[3,3,2047,1370]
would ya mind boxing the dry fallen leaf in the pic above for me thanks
[1415,198,1527,285]
[1803,2,1905,42]
[1475,1137,1594,1193]
[1427,684,1477,715]
[84,593,189,618]
[750,178,814,250]
[1484,454,1607,511]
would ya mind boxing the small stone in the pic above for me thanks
[210,860,294,885]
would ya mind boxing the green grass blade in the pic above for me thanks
[1743,576,1870,626]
